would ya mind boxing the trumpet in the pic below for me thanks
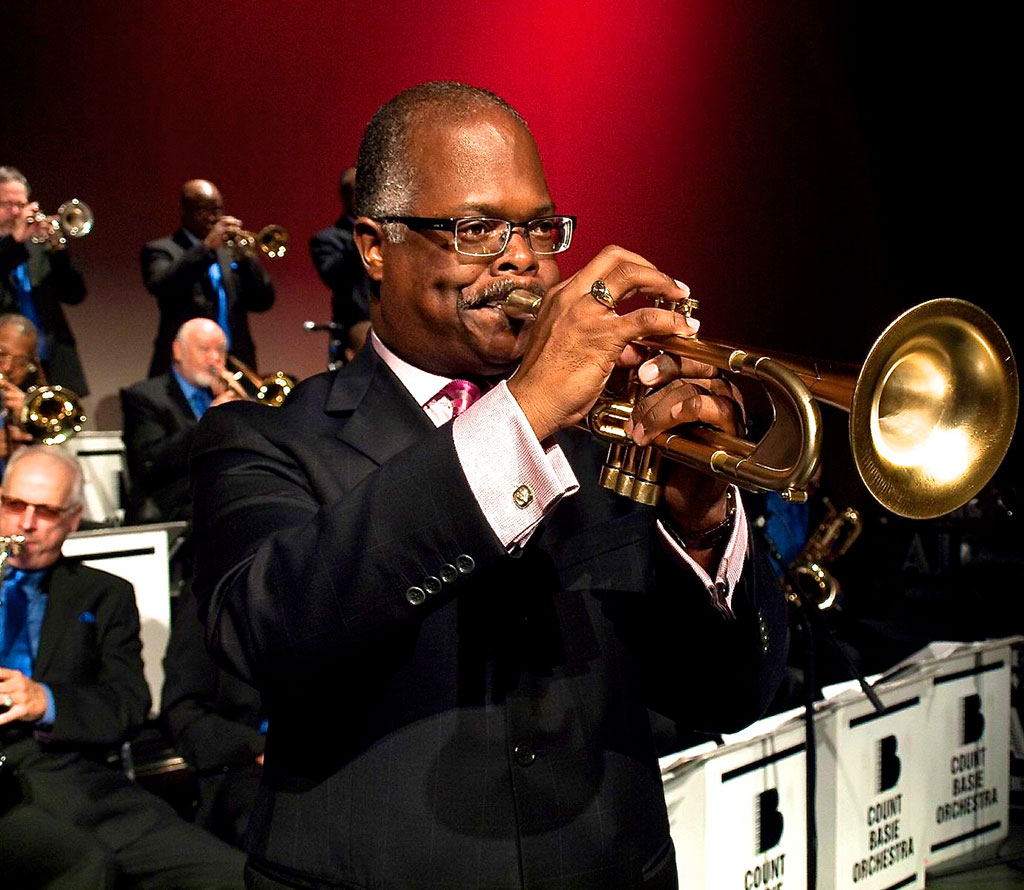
[27,198,94,249]
[215,355,294,407]
[226,224,289,259]
[503,291,1018,520]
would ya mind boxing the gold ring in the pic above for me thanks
[590,279,616,309]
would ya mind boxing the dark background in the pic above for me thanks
[6,0,1018,464]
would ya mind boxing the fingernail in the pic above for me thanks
[638,362,658,384]
[633,423,645,442]
[683,317,700,334]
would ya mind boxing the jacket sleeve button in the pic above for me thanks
[404,586,427,606]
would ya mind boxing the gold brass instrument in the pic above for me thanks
[0,535,25,585]
[225,355,294,407]
[503,292,1018,520]
[27,198,94,249]
[0,367,87,446]
[227,224,289,259]
[784,501,862,610]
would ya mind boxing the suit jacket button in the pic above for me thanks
[513,744,535,767]
[423,576,443,595]
[455,554,475,575]
[405,586,427,606]
[439,564,459,584]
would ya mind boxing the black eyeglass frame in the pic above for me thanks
[374,215,577,257]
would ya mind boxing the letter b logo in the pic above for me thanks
[877,735,901,792]
[962,694,984,745]
[756,788,784,853]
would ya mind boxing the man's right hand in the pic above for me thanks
[203,215,244,250]
[9,202,52,244]
[1,378,28,418]
[506,245,699,443]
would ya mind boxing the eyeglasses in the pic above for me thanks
[0,350,36,372]
[0,496,76,521]
[375,215,576,257]
[0,201,28,212]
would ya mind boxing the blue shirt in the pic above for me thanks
[172,367,213,419]
[0,567,57,725]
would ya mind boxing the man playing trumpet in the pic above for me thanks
[191,82,787,890]
[142,179,275,378]
[121,318,241,525]
[0,166,89,396]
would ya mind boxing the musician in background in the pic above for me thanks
[0,166,89,395]
[0,446,245,889]
[0,313,43,465]
[120,318,241,525]
[160,578,264,850]
[309,166,371,364]
[142,179,274,378]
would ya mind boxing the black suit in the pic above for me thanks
[191,345,787,890]
[120,372,199,524]
[141,228,274,378]
[0,560,244,888]
[309,214,371,331]
[0,235,89,394]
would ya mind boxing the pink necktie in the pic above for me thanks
[437,379,483,417]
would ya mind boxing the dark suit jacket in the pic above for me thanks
[309,215,371,330]
[1,561,150,831]
[120,372,198,524]
[191,346,787,890]
[161,584,264,845]
[141,228,274,378]
[0,235,89,394]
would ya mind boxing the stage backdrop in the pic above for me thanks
[7,0,1017,467]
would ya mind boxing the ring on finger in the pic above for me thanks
[589,279,616,310]
[2,694,12,708]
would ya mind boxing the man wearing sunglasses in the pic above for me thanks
[0,446,246,888]
[191,82,786,890]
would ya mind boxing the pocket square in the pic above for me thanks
[78,611,97,624]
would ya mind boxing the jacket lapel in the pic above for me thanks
[33,564,78,678]
[326,346,436,469]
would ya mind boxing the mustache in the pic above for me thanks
[459,280,547,310]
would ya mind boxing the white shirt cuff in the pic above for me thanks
[452,381,579,548]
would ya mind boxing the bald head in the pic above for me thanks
[173,318,227,388]
[180,179,224,238]
[355,82,528,221]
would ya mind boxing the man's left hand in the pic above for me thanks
[623,350,745,557]
[0,668,48,725]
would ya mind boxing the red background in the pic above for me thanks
[6,0,1017,456]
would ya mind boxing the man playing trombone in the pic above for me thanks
[142,179,275,378]
[191,82,788,890]
[121,318,241,525]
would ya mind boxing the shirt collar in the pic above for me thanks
[370,332,453,408]
[171,366,208,404]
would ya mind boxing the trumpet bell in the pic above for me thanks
[256,225,289,259]
[851,299,1018,519]
[21,385,88,445]
[57,198,94,237]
